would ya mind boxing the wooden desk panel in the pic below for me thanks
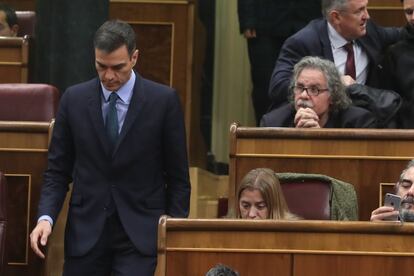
[0,37,29,83]
[0,121,52,276]
[229,125,414,221]
[156,218,414,276]
[167,252,291,276]
[295,255,413,276]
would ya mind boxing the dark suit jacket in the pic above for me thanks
[237,0,321,36]
[381,24,414,128]
[269,19,401,107]
[37,73,191,257]
[260,103,377,128]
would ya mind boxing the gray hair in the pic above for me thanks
[322,0,350,18]
[289,56,351,113]
[94,20,136,57]
[206,264,239,276]
[398,159,414,184]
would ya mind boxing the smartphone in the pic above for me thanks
[383,193,401,221]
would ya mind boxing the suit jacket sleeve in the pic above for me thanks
[237,0,256,33]
[162,90,191,217]
[339,106,377,128]
[37,90,75,222]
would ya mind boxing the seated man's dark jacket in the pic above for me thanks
[260,104,377,128]
[269,18,401,108]
[381,24,414,128]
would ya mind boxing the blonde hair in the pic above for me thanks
[236,168,297,219]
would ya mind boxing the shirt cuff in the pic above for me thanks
[38,215,54,227]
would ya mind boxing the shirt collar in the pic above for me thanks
[101,70,136,103]
[327,22,350,49]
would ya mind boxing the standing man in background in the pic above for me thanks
[237,0,321,125]
[380,0,414,128]
[269,0,401,109]
[30,20,190,275]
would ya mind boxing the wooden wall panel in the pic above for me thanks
[369,0,406,27]
[3,0,35,11]
[131,23,172,85]
[110,0,206,166]
[0,122,51,276]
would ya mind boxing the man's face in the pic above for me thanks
[396,166,414,220]
[95,45,138,92]
[294,68,332,120]
[239,188,269,219]
[333,0,370,40]
[0,10,16,37]
[403,0,414,27]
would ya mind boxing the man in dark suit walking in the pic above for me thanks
[269,0,401,109]
[29,20,191,275]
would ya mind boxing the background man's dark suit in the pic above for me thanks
[269,18,401,108]
[37,73,190,257]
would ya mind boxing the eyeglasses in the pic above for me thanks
[293,85,329,96]
[404,8,414,16]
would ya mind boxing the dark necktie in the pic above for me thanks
[344,42,356,80]
[106,93,119,148]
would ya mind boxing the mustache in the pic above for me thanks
[402,195,414,205]
[296,99,314,108]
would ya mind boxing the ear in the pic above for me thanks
[10,24,19,37]
[329,10,342,26]
[131,49,139,66]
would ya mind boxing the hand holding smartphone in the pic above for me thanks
[383,193,401,221]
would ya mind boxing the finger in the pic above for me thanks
[40,228,50,246]
[371,210,399,221]
[302,119,320,128]
[30,230,45,259]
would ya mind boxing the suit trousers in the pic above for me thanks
[247,35,287,125]
[63,212,157,276]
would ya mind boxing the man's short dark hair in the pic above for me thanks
[0,2,18,28]
[93,19,136,57]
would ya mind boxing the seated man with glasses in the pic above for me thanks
[261,56,376,128]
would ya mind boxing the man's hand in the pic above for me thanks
[243,28,256,39]
[294,107,320,128]
[341,75,356,86]
[30,220,52,259]
[370,206,399,221]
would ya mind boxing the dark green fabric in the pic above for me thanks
[35,0,109,93]
[276,172,359,221]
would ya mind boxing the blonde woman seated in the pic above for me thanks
[236,168,299,219]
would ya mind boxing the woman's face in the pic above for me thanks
[239,188,269,219]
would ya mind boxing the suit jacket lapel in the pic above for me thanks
[320,20,334,61]
[87,79,112,156]
[112,73,146,155]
